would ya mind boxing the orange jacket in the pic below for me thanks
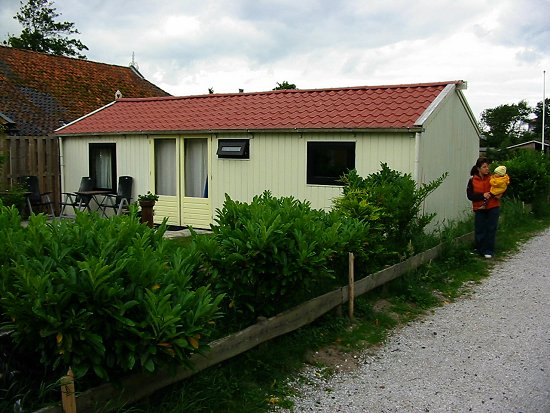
[467,174,501,211]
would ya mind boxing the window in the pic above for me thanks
[154,139,176,196]
[89,143,116,191]
[185,139,208,198]
[217,139,249,159]
[307,141,355,185]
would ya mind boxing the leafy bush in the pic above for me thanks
[499,150,550,206]
[0,189,25,212]
[0,152,27,215]
[190,192,370,325]
[334,165,447,256]
[0,208,223,384]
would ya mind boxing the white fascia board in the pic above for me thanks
[55,101,117,133]
[415,84,455,127]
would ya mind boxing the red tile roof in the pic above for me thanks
[57,81,464,135]
[0,46,170,136]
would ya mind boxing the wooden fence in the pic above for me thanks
[34,232,474,413]
[0,135,61,214]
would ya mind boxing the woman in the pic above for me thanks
[466,157,502,258]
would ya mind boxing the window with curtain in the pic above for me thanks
[154,139,177,196]
[185,139,208,198]
[89,143,116,191]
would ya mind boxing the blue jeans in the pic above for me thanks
[474,207,500,256]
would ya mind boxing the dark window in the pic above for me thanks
[217,139,249,159]
[307,141,355,185]
[89,143,116,191]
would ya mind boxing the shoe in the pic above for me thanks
[484,254,492,259]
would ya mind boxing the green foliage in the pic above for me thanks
[191,191,369,325]
[138,191,159,202]
[272,81,297,90]
[480,100,532,148]
[524,98,550,139]
[4,0,88,58]
[334,165,447,256]
[0,155,27,214]
[499,150,550,205]
[123,211,550,413]
[499,198,533,230]
[0,189,25,212]
[0,208,222,384]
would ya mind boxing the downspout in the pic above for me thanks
[414,131,421,184]
[58,136,64,193]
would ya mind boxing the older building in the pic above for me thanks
[0,45,169,208]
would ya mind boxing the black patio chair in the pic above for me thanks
[98,176,133,216]
[17,175,55,217]
[59,177,95,217]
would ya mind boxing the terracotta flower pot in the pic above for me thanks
[139,200,155,228]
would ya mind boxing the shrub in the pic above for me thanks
[499,150,550,206]
[0,151,27,215]
[191,192,370,325]
[334,165,447,256]
[0,208,223,384]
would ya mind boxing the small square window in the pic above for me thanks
[307,141,355,185]
[217,140,249,159]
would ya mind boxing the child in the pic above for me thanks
[480,165,509,209]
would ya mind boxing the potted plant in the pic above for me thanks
[137,191,159,228]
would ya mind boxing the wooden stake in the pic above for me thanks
[348,252,355,321]
[61,367,77,413]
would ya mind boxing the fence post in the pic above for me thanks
[348,252,355,321]
[61,367,77,413]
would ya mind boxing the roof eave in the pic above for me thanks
[56,126,424,137]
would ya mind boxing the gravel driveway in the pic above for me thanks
[282,228,550,413]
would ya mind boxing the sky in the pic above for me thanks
[1,0,549,119]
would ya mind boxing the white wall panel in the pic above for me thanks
[418,91,480,226]
[61,135,150,205]
[210,131,416,214]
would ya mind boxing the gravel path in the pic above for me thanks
[282,228,550,413]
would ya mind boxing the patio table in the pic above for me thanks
[74,190,111,213]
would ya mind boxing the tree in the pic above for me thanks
[273,81,297,90]
[529,98,550,140]
[3,0,88,58]
[479,101,532,149]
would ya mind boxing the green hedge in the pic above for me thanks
[498,150,550,206]
[334,164,447,256]
[189,192,373,326]
[0,207,223,383]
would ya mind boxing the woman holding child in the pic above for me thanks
[466,157,509,259]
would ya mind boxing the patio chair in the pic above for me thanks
[98,176,133,216]
[59,177,95,216]
[17,175,55,217]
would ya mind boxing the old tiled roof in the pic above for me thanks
[0,46,170,136]
[56,81,464,136]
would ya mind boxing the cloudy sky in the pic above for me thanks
[1,0,549,118]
